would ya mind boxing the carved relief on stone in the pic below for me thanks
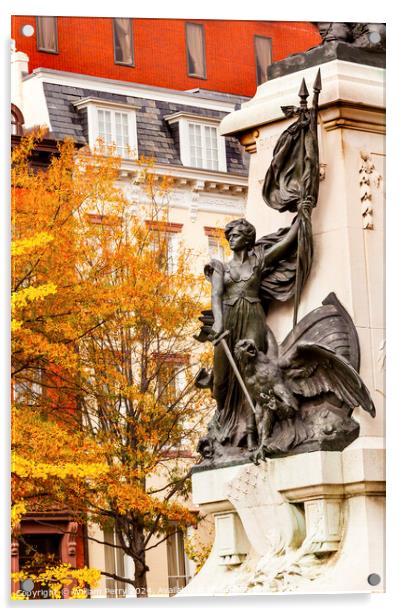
[359,150,383,230]
[189,180,205,222]
[220,461,341,594]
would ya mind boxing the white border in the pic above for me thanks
[2,2,400,615]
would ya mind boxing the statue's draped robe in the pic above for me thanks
[196,104,320,452]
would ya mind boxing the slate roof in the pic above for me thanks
[42,82,249,176]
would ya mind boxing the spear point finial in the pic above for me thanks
[313,68,322,93]
[298,78,309,100]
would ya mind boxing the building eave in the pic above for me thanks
[24,68,239,113]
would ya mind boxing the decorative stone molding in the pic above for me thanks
[67,521,78,557]
[238,129,260,154]
[303,498,342,553]
[319,103,385,135]
[189,180,205,222]
[359,150,383,230]
[204,226,224,238]
[215,512,248,566]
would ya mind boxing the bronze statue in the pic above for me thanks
[194,71,376,466]
[234,310,375,464]
[204,216,300,451]
[315,22,386,52]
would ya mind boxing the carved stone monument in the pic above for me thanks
[180,25,385,595]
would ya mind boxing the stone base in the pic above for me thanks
[178,446,385,596]
[268,41,385,80]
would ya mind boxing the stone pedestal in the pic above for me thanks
[179,448,384,595]
[180,56,385,595]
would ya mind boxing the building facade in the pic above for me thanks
[11,44,248,599]
[12,16,320,97]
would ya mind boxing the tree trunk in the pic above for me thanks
[132,528,149,598]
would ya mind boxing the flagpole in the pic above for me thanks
[292,69,322,329]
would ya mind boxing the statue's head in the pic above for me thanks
[224,218,256,250]
[234,339,258,364]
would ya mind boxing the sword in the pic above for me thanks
[212,330,257,417]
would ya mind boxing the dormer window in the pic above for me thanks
[165,112,226,172]
[73,98,139,159]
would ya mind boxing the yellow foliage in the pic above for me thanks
[11,232,54,256]
[12,564,101,600]
[11,131,213,592]
[11,282,57,310]
[12,453,109,481]
[11,501,26,530]
[184,535,213,574]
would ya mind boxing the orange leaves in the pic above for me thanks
[11,133,212,576]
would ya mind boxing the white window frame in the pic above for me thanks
[167,231,179,274]
[149,227,181,274]
[165,112,227,172]
[166,523,191,595]
[207,236,226,262]
[73,98,139,160]
[103,527,126,599]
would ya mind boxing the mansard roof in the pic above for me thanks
[41,79,249,176]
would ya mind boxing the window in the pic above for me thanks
[153,351,188,408]
[186,23,206,79]
[113,18,134,66]
[205,227,226,261]
[189,123,220,170]
[165,113,227,172]
[103,528,126,599]
[13,368,43,403]
[146,221,183,274]
[157,360,187,405]
[149,230,178,273]
[73,98,139,159]
[254,35,272,86]
[11,104,24,136]
[97,108,132,157]
[166,524,190,595]
[36,17,58,53]
[208,236,225,262]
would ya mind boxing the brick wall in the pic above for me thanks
[12,17,320,96]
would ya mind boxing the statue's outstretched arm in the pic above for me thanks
[263,217,299,268]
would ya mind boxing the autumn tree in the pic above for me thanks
[11,133,211,598]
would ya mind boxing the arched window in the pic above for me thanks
[11,104,24,137]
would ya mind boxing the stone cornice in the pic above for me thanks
[220,59,385,138]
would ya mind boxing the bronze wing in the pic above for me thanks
[279,292,360,370]
[278,341,375,417]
